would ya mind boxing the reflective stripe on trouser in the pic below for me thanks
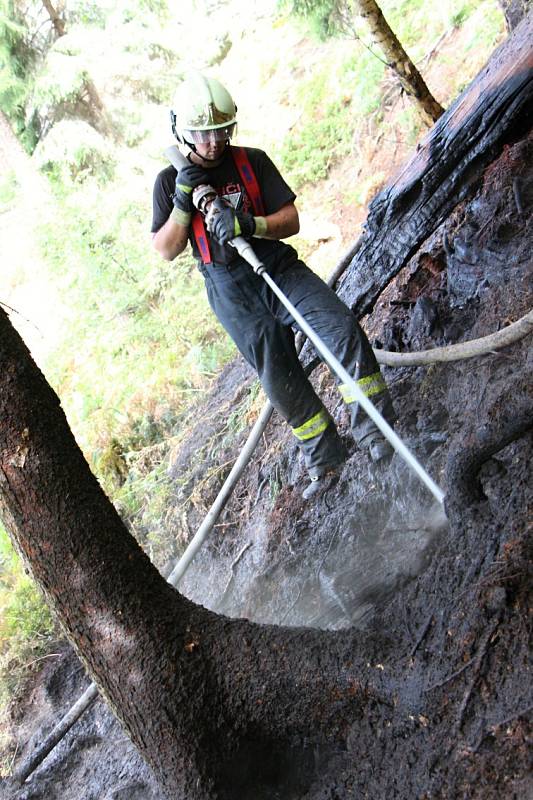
[291,408,347,478]
[292,408,330,441]
[199,253,394,469]
[339,372,387,403]
[339,370,396,444]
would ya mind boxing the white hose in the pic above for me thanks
[256,265,445,505]
[166,401,273,587]
[374,309,533,366]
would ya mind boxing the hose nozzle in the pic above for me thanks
[192,184,217,214]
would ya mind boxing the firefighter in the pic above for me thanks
[151,73,397,499]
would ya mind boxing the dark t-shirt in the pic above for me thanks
[151,146,298,266]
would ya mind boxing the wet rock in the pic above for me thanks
[446,232,484,307]
[484,586,507,615]
[407,296,439,341]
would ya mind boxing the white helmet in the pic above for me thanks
[171,73,237,146]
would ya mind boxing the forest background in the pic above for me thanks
[0,0,508,772]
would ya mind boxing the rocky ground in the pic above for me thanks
[2,124,532,800]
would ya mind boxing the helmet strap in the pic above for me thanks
[182,138,229,163]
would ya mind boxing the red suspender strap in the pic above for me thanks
[191,211,212,264]
[191,146,264,264]
[231,146,265,216]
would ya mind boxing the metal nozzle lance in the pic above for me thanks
[192,184,217,214]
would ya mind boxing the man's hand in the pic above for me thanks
[208,203,256,245]
[172,164,209,213]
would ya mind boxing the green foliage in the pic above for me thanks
[67,0,110,28]
[138,0,169,15]
[392,102,421,145]
[99,19,181,107]
[378,0,502,60]
[347,48,386,115]
[38,176,235,487]
[276,66,346,185]
[34,119,116,182]
[278,97,349,185]
[30,44,105,133]
[0,524,56,714]
[34,51,89,107]
[450,3,473,27]
[276,0,505,188]
[276,48,385,187]
[0,170,19,211]
[465,2,503,50]
[281,0,341,39]
[0,0,38,145]
[444,0,488,29]
[114,449,176,565]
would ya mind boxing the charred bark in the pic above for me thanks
[338,12,533,318]
[497,0,530,31]
[445,386,533,508]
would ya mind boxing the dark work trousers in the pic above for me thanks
[200,255,396,476]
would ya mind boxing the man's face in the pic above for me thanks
[194,138,227,164]
[184,126,234,165]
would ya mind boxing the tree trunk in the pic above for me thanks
[497,0,530,31]
[338,11,533,318]
[1,299,531,799]
[42,0,66,37]
[353,0,444,124]
[0,306,387,798]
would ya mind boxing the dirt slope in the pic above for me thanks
[3,120,531,800]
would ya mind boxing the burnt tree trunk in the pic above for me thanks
[338,11,533,318]
[354,0,444,124]
[497,0,530,32]
[0,307,389,798]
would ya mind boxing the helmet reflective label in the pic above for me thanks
[189,102,234,128]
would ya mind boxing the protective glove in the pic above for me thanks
[172,164,210,213]
[208,203,256,245]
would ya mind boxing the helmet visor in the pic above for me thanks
[183,124,236,144]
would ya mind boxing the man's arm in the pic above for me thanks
[151,163,210,261]
[152,193,300,260]
[256,201,299,240]
[152,215,190,261]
